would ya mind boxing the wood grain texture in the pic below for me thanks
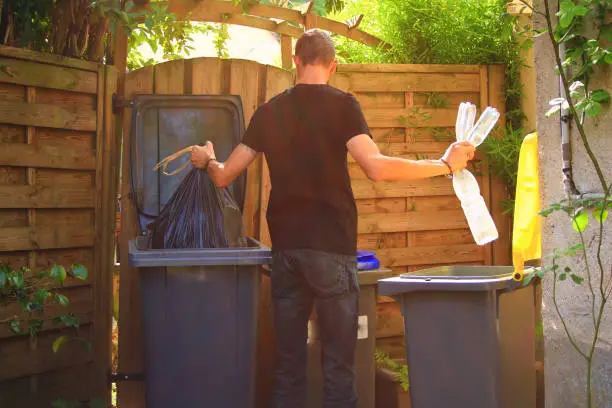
[0,185,93,208]
[117,65,154,408]
[358,210,467,233]
[347,73,480,92]
[375,244,485,267]
[0,57,97,93]
[0,143,95,170]
[0,100,96,131]
[0,45,99,71]
[352,177,455,199]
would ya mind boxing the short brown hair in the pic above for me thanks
[294,29,335,66]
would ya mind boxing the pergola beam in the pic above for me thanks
[135,0,388,48]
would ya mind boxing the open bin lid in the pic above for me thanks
[378,266,527,296]
[129,95,247,234]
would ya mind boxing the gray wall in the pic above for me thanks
[533,2,612,407]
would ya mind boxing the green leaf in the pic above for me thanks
[60,314,79,328]
[55,294,70,307]
[50,265,67,284]
[8,272,24,289]
[34,289,50,304]
[570,274,585,284]
[584,101,601,116]
[9,320,22,334]
[590,89,610,103]
[52,336,68,353]
[605,52,612,65]
[593,208,608,223]
[71,264,88,280]
[558,11,574,28]
[559,273,567,281]
[523,273,535,286]
[572,211,589,232]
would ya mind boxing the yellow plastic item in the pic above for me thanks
[512,132,542,281]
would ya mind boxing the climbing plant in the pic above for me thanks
[517,0,611,406]
[0,263,89,351]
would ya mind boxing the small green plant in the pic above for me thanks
[514,0,611,405]
[424,92,449,109]
[0,263,88,351]
[375,350,409,391]
[480,124,526,214]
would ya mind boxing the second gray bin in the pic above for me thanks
[378,266,536,408]
[129,237,271,408]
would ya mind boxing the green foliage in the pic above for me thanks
[375,349,409,391]
[125,2,214,71]
[480,124,526,213]
[213,23,231,59]
[0,263,87,349]
[329,0,528,196]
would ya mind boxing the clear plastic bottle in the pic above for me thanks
[452,104,501,246]
[452,170,499,245]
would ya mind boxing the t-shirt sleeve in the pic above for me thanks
[241,107,265,153]
[342,94,372,143]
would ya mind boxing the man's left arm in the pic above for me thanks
[191,142,258,188]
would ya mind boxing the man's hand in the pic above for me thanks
[441,141,476,173]
[190,142,216,169]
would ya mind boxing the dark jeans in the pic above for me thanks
[270,249,360,408]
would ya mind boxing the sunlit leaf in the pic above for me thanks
[55,294,70,307]
[570,274,585,284]
[50,265,67,284]
[52,336,68,353]
[584,101,601,116]
[572,211,589,232]
[593,208,608,223]
[590,89,610,103]
[70,264,88,280]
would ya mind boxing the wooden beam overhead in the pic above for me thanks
[133,0,388,48]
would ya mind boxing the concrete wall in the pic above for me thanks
[533,1,612,407]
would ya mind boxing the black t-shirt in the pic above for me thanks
[242,84,371,255]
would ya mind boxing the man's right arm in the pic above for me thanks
[347,134,475,181]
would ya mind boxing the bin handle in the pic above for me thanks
[153,145,195,176]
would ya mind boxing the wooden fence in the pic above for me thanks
[118,57,510,408]
[0,46,118,406]
[334,64,511,357]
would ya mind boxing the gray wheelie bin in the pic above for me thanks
[378,266,537,408]
[127,95,271,408]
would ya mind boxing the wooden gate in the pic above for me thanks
[118,58,510,408]
[0,46,119,406]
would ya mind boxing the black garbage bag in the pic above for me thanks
[146,147,247,249]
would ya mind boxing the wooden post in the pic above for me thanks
[280,35,292,70]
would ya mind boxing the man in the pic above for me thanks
[191,30,475,408]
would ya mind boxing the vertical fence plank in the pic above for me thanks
[479,65,494,266]
[92,66,118,404]
[229,60,263,238]
[117,66,154,408]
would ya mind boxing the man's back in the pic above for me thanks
[242,84,371,255]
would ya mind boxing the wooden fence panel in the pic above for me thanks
[334,64,509,358]
[117,58,292,408]
[0,46,117,407]
[118,59,511,407]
